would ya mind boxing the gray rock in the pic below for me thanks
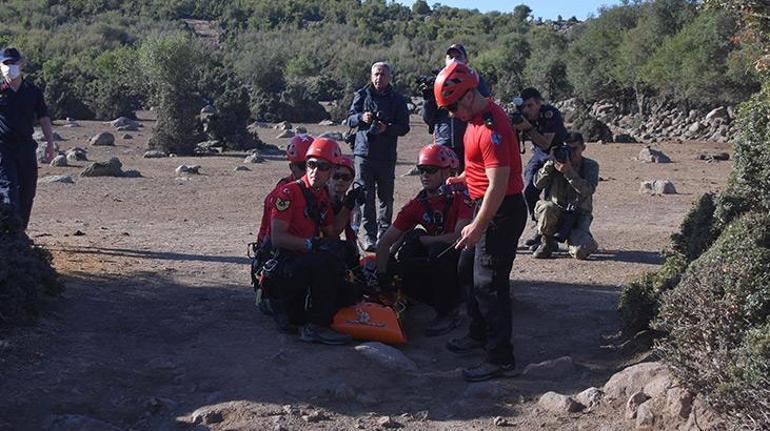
[110,116,141,129]
[66,148,88,164]
[603,362,668,400]
[636,399,655,429]
[318,119,335,126]
[33,130,63,141]
[191,407,224,425]
[613,133,637,143]
[640,180,677,196]
[579,118,613,142]
[62,120,80,128]
[687,122,704,135]
[234,166,251,172]
[327,381,355,401]
[638,146,671,163]
[377,416,400,428]
[354,342,418,373]
[318,131,344,141]
[195,140,223,154]
[302,411,328,423]
[122,133,133,140]
[275,121,292,130]
[538,391,582,414]
[643,374,672,399]
[176,164,201,175]
[276,130,295,139]
[90,132,115,146]
[116,124,138,132]
[80,157,124,177]
[705,106,728,123]
[492,416,510,427]
[295,126,308,134]
[575,387,603,410]
[521,356,576,380]
[626,391,651,419]
[38,175,74,184]
[43,414,120,431]
[244,154,265,164]
[665,387,694,419]
[50,154,68,167]
[143,150,167,158]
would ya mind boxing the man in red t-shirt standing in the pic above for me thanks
[375,144,473,336]
[434,61,528,381]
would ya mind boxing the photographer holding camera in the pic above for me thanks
[346,62,410,251]
[511,87,568,249]
[532,132,599,260]
[420,43,490,170]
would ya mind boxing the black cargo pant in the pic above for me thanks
[268,249,349,327]
[524,148,549,221]
[458,194,527,365]
[0,143,37,229]
[395,233,461,316]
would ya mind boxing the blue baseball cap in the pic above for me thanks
[1,48,22,63]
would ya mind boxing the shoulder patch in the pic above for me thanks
[491,132,502,146]
[275,197,291,212]
[544,110,554,119]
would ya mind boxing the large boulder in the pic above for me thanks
[537,392,583,414]
[638,146,671,163]
[354,342,417,373]
[80,157,124,177]
[66,148,88,164]
[50,154,68,167]
[89,132,115,146]
[603,362,668,401]
[109,116,141,129]
[640,180,677,195]
[578,118,613,142]
[705,106,729,123]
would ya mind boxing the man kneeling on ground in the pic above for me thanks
[267,138,355,345]
[532,132,599,260]
[375,144,473,336]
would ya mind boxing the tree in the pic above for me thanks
[139,33,202,155]
[523,26,571,100]
[412,0,430,15]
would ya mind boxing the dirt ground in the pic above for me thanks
[0,112,733,430]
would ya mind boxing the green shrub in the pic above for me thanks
[670,192,719,261]
[0,204,61,325]
[655,212,770,429]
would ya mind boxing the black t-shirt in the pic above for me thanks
[531,104,567,156]
[0,78,48,147]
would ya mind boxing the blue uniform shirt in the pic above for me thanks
[0,79,48,150]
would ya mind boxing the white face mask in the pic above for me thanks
[1,64,21,80]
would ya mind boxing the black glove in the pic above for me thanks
[343,185,365,210]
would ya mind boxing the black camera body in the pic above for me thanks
[416,69,440,99]
[510,96,525,125]
[553,144,572,163]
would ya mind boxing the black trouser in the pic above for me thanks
[0,143,37,229]
[458,194,527,365]
[524,149,549,221]
[268,250,349,326]
[395,233,461,316]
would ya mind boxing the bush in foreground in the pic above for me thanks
[0,204,61,325]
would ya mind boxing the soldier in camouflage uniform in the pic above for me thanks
[532,132,599,260]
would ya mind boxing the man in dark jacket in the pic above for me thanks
[421,43,490,170]
[346,62,410,251]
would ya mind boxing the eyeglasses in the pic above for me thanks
[333,173,353,181]
[306,159,332,171]
[417,165,440,175]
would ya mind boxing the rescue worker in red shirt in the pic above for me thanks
[256,134,314,245]
[434,61,528,381]
[267,137,353,345]
[374,144,473,336]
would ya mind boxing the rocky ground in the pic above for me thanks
[0,112,733,430]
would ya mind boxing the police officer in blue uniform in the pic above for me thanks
[511,87,568,249]
[0,48,55,230]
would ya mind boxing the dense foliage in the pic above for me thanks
[0,204,61,325]
[0,0,762,127]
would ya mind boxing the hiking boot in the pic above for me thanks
[532,236,557,259]
[524,233,542,248]
[300,323,352,346]
[363,238,377,253]
[425,312,461,337]
[446,335,485,353]
[462,361,519,382]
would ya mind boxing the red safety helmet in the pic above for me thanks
[441,146,460,170]
[433,61,479,108]
[306,137,342,165]
[418,144,452,168]
[338,155,355,175]
[286,134,314,163]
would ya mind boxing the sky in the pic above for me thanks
[395,0,625,20]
